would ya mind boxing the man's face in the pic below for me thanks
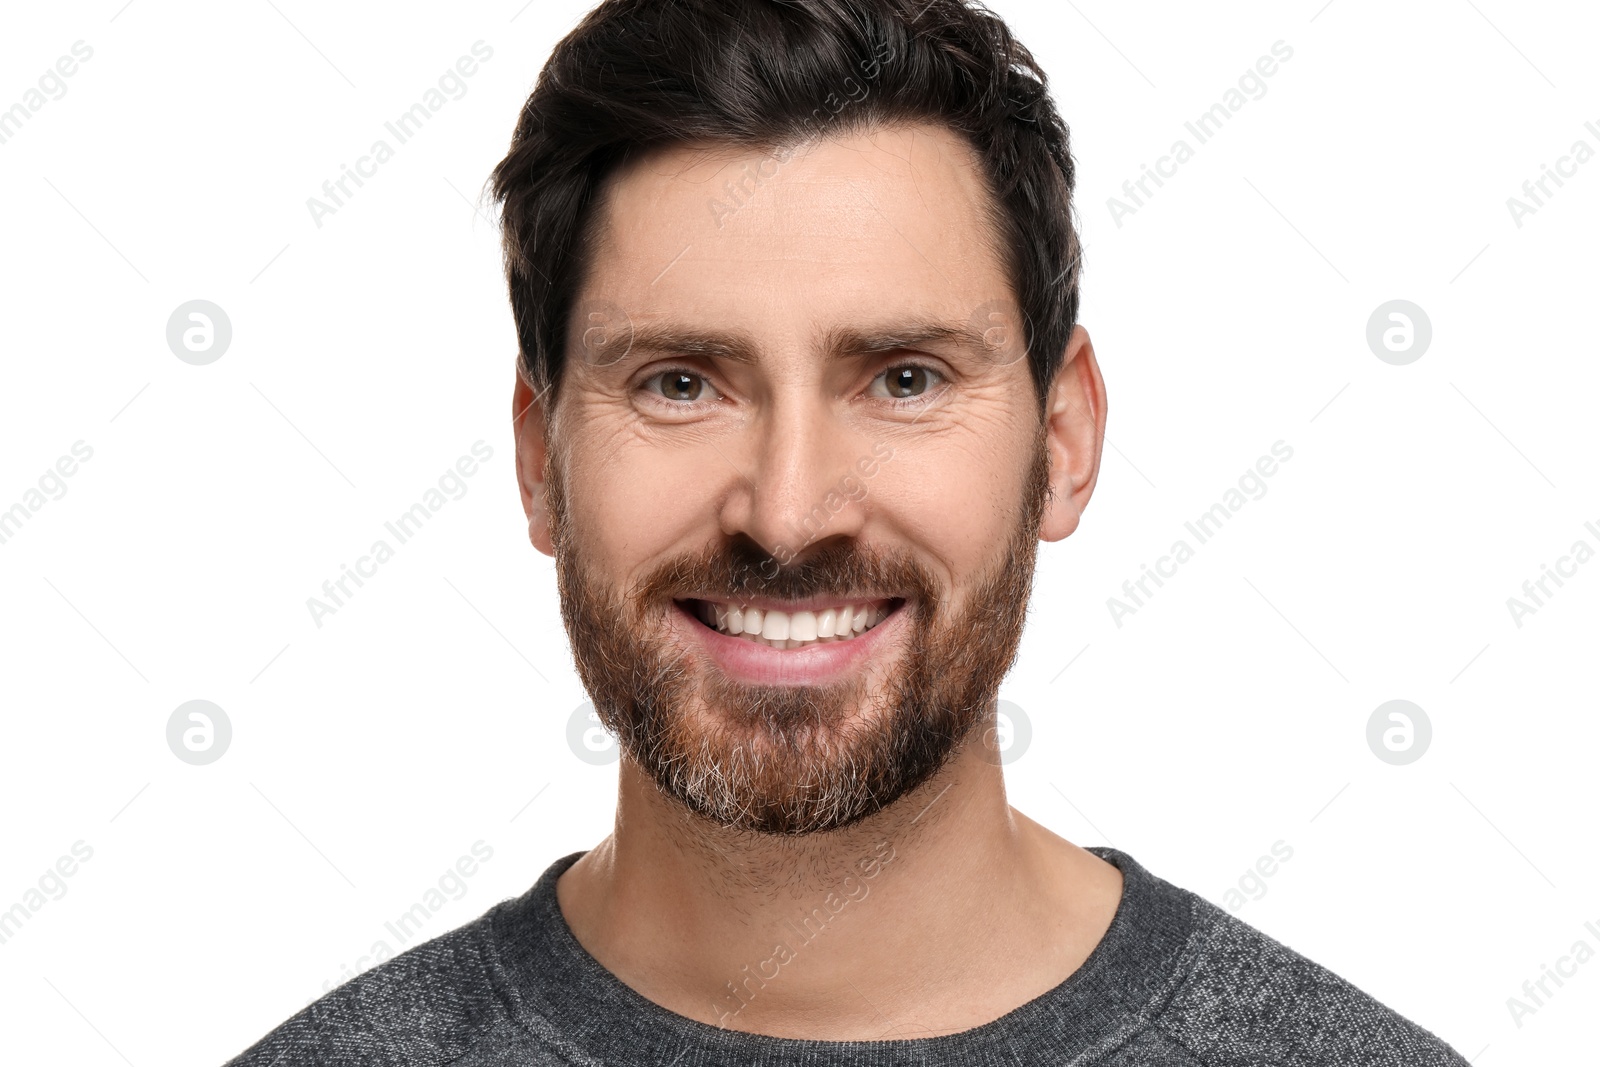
[523,124,1078,835]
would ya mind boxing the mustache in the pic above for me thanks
[632,537,940,607]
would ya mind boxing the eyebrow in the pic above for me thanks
[620,320,998,366]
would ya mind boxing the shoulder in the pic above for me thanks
[220,905,524,1067]
[1153,888,1469,1066]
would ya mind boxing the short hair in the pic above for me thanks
[490,0,1081,408]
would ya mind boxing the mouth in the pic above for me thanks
[668,595,910,686]
[676,597,903,650]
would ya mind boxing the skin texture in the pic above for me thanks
[513,123,1116,1039]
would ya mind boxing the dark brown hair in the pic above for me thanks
[490,0,1080,407]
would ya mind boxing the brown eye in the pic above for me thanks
[883,366,932,398]
[656,371,705,402]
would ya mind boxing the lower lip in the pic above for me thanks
[668,601,907,686]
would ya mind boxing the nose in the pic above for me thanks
[718,394,869,566]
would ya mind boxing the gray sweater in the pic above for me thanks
[223,846,1470,1065]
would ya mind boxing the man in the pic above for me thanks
[227,0,1470,1063]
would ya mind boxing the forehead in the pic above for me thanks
[575,123,1016,346]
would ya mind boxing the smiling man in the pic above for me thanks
[225,1,1470,1064]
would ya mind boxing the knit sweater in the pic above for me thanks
[223,846,1470,1065]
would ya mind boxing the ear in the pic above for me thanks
[512,369,556,557]
[1039,325,1107,543]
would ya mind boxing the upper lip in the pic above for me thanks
[679,595,902,613]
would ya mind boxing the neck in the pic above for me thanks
[554,735,1123,1040]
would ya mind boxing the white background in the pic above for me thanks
[1,1,1596,1063]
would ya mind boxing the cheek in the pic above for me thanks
[871,424,1034,566]
[562,421,726,564]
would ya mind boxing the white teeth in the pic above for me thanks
[816,608,837,639]
[761,611,789,642]
[699,601,892,649]
[789,611,817,642]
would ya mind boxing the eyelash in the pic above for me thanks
[638,367,724,408]
[868,361,946,406]
[634,361,949,409]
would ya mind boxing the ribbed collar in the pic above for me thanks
[488,845,1199,1065]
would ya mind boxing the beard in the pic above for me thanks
[546,435,1051,837]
